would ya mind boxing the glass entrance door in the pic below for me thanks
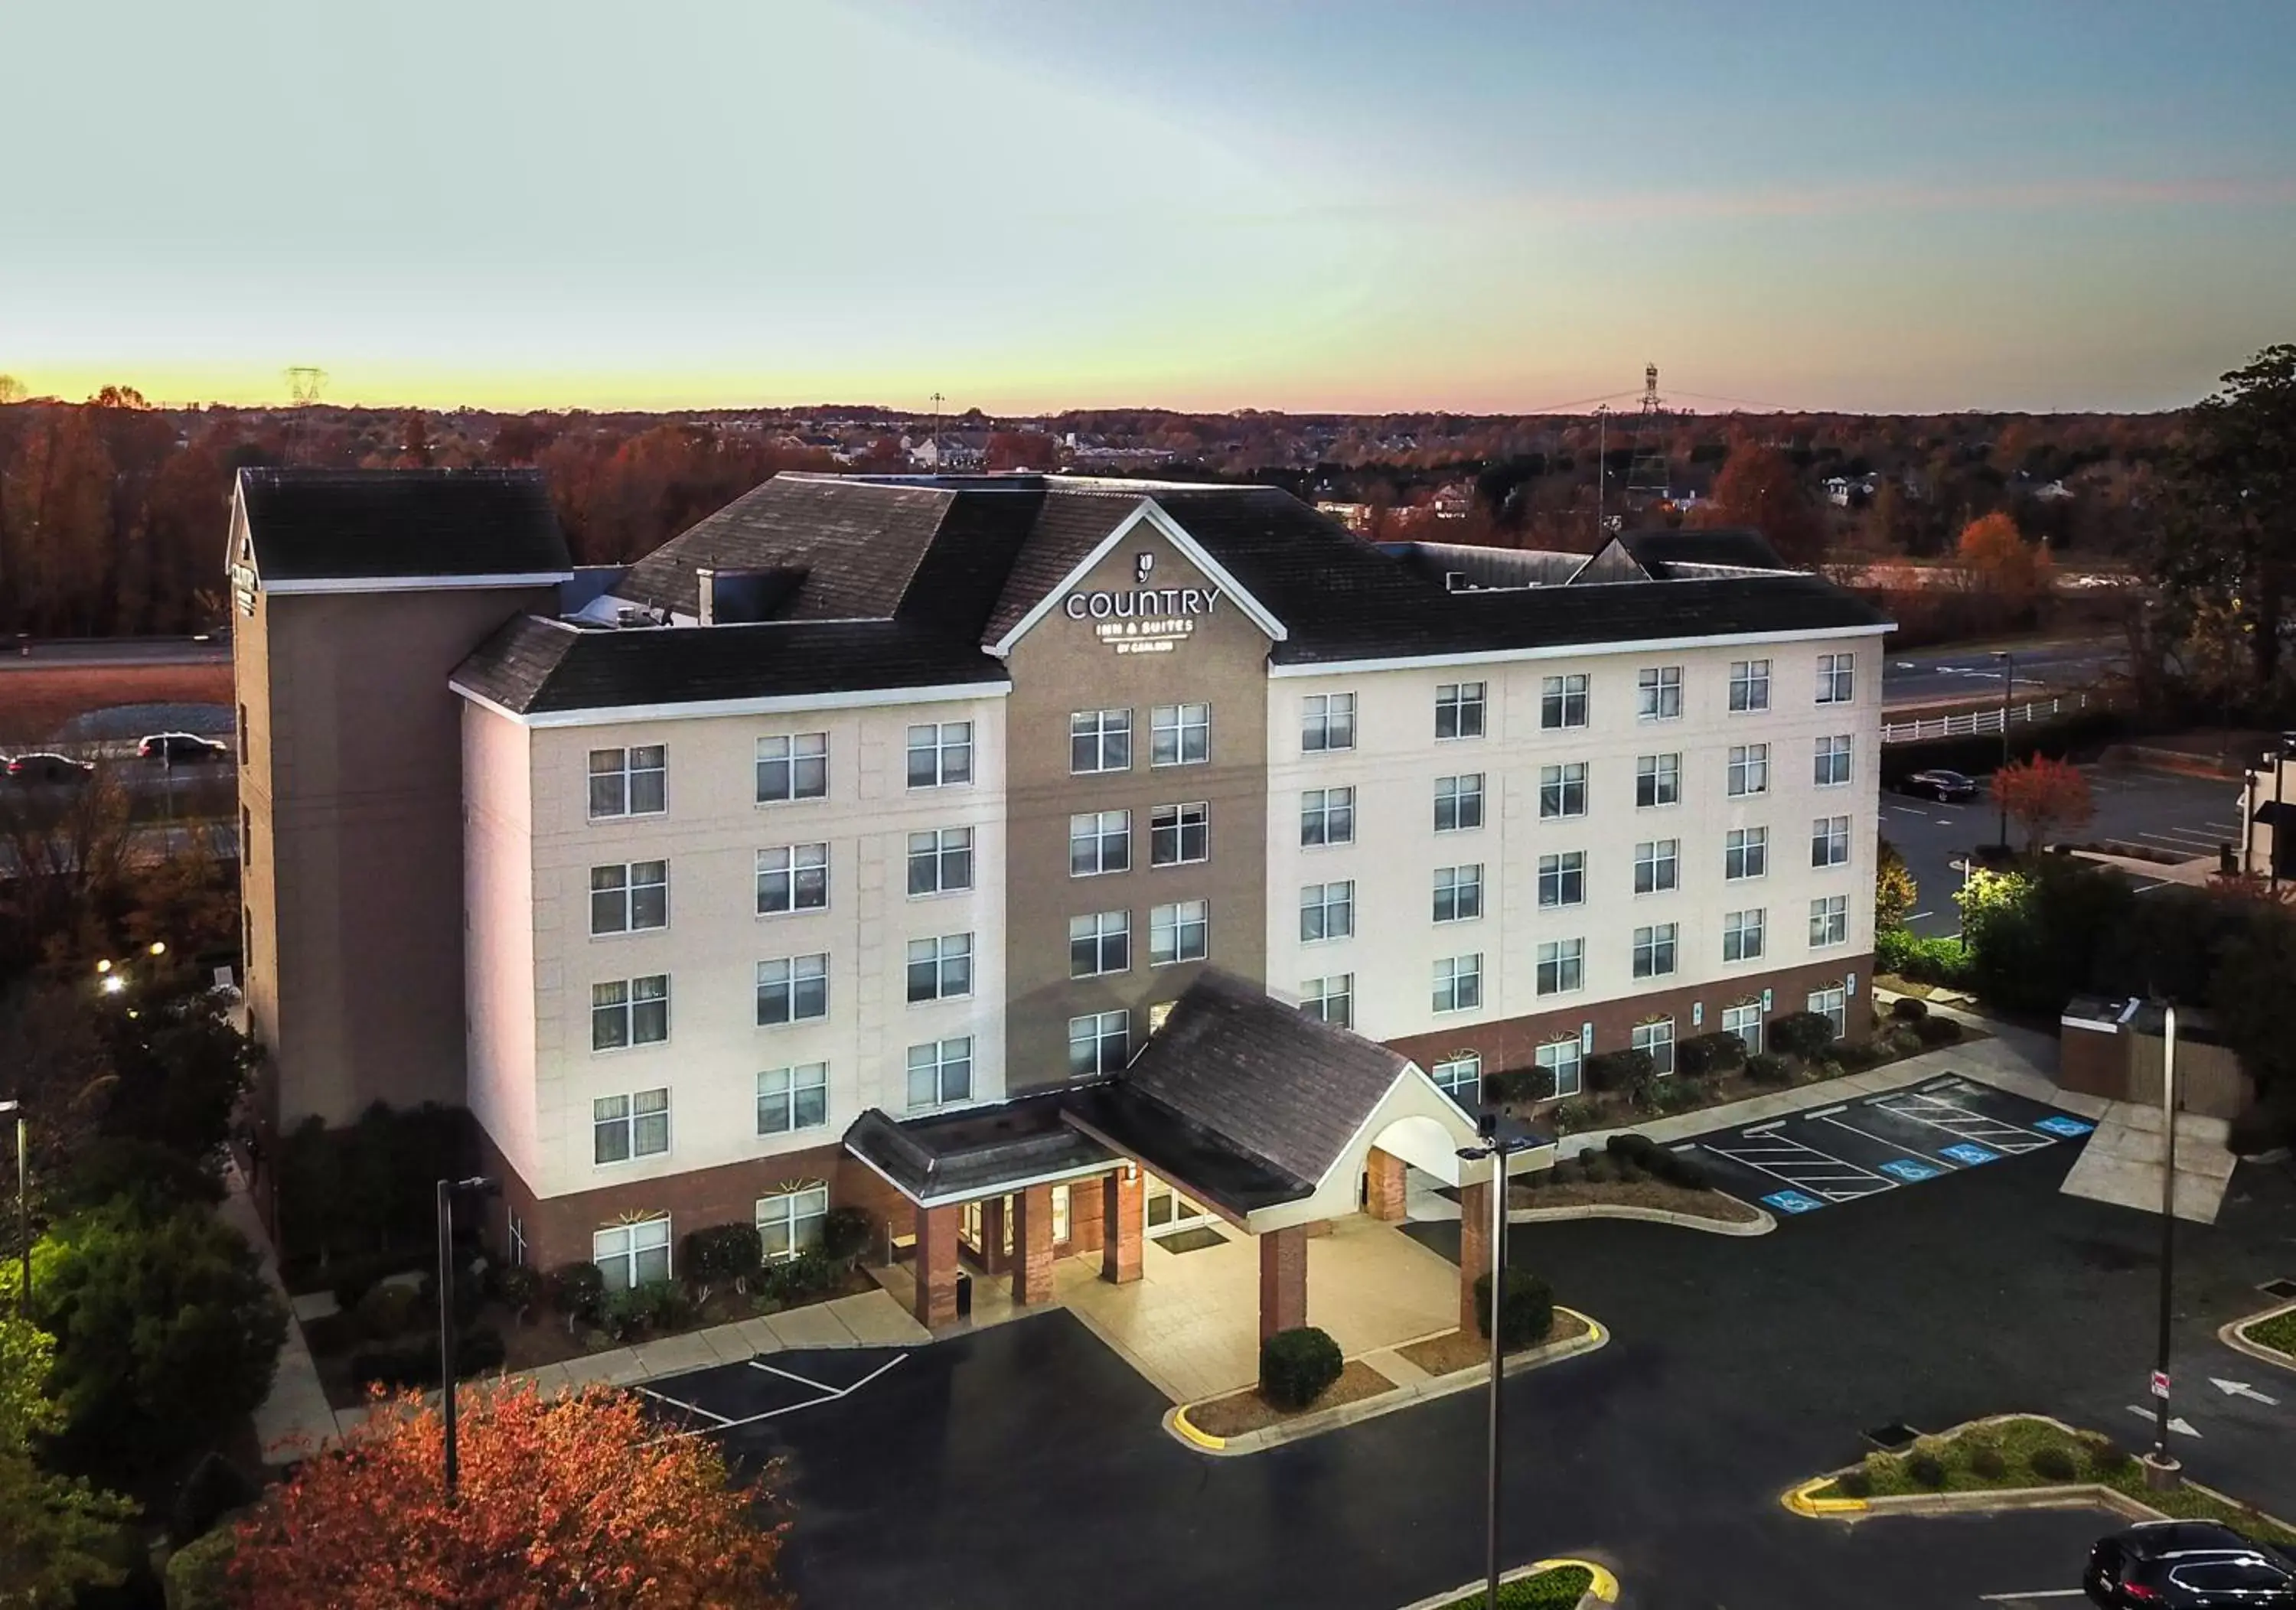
[1142,1172,1212,1239]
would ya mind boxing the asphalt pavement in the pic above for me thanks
[1883,636,2125,709]
[0,635,230,668]
[644,1133,2296,1610]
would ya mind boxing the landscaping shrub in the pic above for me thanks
[51,1136,224,1220]
[765,1249,842,1303]
[321,1249,427,1312]
[550,1261,605,1325]
[1883,1026,1926,1059]
[2027,1444,2078,1482]
[1832,1040,1881,1072]
[1834,1467,1874,1500]
[598,1286,651,1343]
[492,1263,543,1319]
[457,1324,507,1375]
[1655,1080,1705,1115]
[1547,1156,1583,1186]
[1889,996,1930,1022]
[418,1264,487,1330]
[1770,1011,1838,1061]
[820,1206,875,1265]
[681,1224,763,1290]
[1490,1066,1557,1105]
[1578,1153,1616,1185]
[1653,1149,1711,1191]
[300,1311,357,1357]
[1473,1268,1556,1352]
[165,1526,237,1610]
[2081,1434,2131,1475]
[169,1451,260,1547]
[1585,1049,1657,1107]
[1677,1032,1746,1080]
[1914,1015,1964,1048]
[637,1279,694,1331]
[1606,1133,1659,1166]
[1549,1098,1596,1132]
[1907,1451,1947,1488]
[348,1326,504,1390]
[1258,1325,1344,1410]
[1969,1444,2008,1481]
[2226,1106,2289,1158]
[1745,1052,1792,1086]
[1880,929,1972,987]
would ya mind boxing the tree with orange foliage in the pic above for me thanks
[1990,754,2094,851]
[1955,511,2053,612]
[1687,442,1827,566]
[228,1383,789,1610]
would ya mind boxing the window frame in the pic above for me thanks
[1069,910,1131,978]
[1816,651,1856,705]
[1723,908,1766,963]
[756,1186,828,1263]
[905,1036,974,1110]
[755,953,829,1026]
[1728,659,1772,714]
[1301,692,1358,753]
[1434,772,1485,833]
[1536,1038,1583,1097]
[755,842,830,916]
[1150,801,1209,866]
[1535,850,1585,909]
[1539,673,1589,730]
[1727,742,1770,798]
[592,1087,670,1166]
[1435,680,1487,741]
[1300,880,1355,944]
[1725,826,1769,881]
[1149,898,1209,966]
[1433,862,1486,924]
[1067,1010,1131,1077]
[1632,1018,1676,1077]
[1150,702,1210,767]
[1534,937,1584,996]
[906,826,974,896]
[755,1062,829,1136]
[1809,895,1850,948]
[593,1217,671,1292]
[1636,665,1683,722]
[1433,953,1484,1014]
[905,933,974,1003]
[1632,922,1678,979]
[1300,786,1356,849]
[587,745,667,822]
[1812,814,1852,869]
[1633,837,1680,895]
[1636,751,1681,809]
[1430,1051,1482,1106]
[1815,734,1854,787]
[589,859,668,937]
[1068,809,1132,878]
[905,722,974,789]
[1724,1002,1765,1054]
[1300,974,1353,1028]
[591,974,670,1051]
[1070,708,1134,775]
[755,732,828,804]
[1538,761,1588,820]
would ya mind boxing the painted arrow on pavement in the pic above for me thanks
[2125,1406,2202,1437]
[2211,1378,2281,1406]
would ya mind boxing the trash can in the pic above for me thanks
[954,1269,974,1320]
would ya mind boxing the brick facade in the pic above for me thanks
[1012,1184,1055,1305]
[1457,1180,1492,1334]
[1258,1224,1309,1340]
[1102,1168,1143,1284]
[1364,1147,1408,1222]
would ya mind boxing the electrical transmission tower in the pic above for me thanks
[1623,363,1673,508]
[285,367,326,406]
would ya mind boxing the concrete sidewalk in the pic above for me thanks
[221,1160,340,1463]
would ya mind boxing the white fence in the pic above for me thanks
[1881,692,2097,745]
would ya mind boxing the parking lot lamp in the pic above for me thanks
[435,1175,497,1504]
[1457,1110,1540,1610]
[2272,735,2296,896]
[2143,1005,2181,1493]
[1991,651,2014,851]
[0,1100,24,1314]
[2243,769,2259,877]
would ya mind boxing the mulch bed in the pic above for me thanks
[1397,1311,1591,1378]
[1510,1178,1763,1223]
[1186,1361,1394,1438]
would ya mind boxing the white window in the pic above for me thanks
[1300,787,1355,848]
[1300,881,1354,943]
[756,843,829,914]
[1729,660,1771,713]
[1069,810,1131,876]
[1727,744,1770,797]
[1540,673,1589,730]
[1632,923,1678,979]
[1068,1011,1130,1077]
[1809,895,1849,948]
[1537,1039,1583,1098]
[1302,692,1357,752]
[589,860,667,935]
[907,827,974,895]
[1636,752,1681,808]
[1071,709,1133,774]
[588,745,666,820]
[757,1186,827,1263]
[1724,1002,1765,1054]
[756,1063,828,1136]
[756,953,829,1025]
[1150,802,1208,865]
[1150,900,1209,966]
[1815,735,1854,787]
[1726,826,1769,880]
[1536,852,1585,909]
[1300,974,1353,1028]
[1052,1185,1072,1243]
[755,732,827,803]
[1812,815,1851,869]
[1150,702,1210,766]
[1070,911,1130,977]
[1634,838,1679,895]
[593,1217,670,1292]
[1636,666,1683,721]
[593,1088,669,1165]
[1817,651,1855,705]
[906,934,974,1002]
[1433,953,1483,1013]
[1433,863,1485,923]
[1538,762,1588,820]
[907,722,973,788]
[1535,938,1584,996]
[907,1037,973,1108]
[1430,1051,1482,1107]
[1434,774,1484,833]
[1723,908,1766,963]
[592,975,669,1051]
[1435,681,1486,739]
[507,1213,527,1268]
[1808,986,1848,1038]
[1632,1018,1676,1077]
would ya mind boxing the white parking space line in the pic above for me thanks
[1980,1591,2088,1602]
[637,1384,734,1426]
[749,1358,838,1394]
[1866,1090,2054,1155]
[1701,1123,1899,1202]
[657,1354,908,1442]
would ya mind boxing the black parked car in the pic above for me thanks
[2086,1520,2296,1606]
[5,751,96,785]
[1901,768,1981,802]
[137,732,230,764]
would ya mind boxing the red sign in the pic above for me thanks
[2150,1370,2172,1400]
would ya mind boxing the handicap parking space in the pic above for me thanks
[1687,1075,2095,1220]
[634,1346,910,1440]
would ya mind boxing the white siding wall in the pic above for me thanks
[511,694,1009,1201]
[465,704,541,1188]
[1264,634,1885,1042]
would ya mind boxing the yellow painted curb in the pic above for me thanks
[1558,1306,1606,1347]
[1169,1405,1226,1452]
[1782,1476,1869,1517]
[1532,1557,1621,1603]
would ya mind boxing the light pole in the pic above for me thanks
[1456,1108,1541,1610]
[0,1100,25,1314]
[2143,1005,2182,1492]
[1991,650,2014,851]
[2243,769,2260,878]
[2272,735,2296,897]
[435,1175,497,1503]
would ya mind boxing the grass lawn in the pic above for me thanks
[1430,1564,1593,1609]
[1809,1415,2296,1545]
[2246,1309,2296,1361]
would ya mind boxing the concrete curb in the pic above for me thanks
[1166,1306,1609,1458]
[1510,1195,1776,1237]
[2218,1298,2296,1376]
[1397,1556,1620,1610]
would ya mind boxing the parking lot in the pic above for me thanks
[634,1346,909,1439]
[1886,766,2244,936]
[1692,1075,2095,1217]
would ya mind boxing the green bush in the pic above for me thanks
[2226,1106,2288,1157]
[1473,1268,1556,1352]
[1833,1040,1882,1072]
[1745,1052,1792,1086]
[597,1286,651,1343]
[491,1263,543,1317]
[2081,1434,2131,1475]
[1914,1015,1964,1047]
[1834,1467,1874,1499]
[681,1224,763,1287]
[1655,1080,1706,1115]
[1883,1026,1926,1058]
[1584,1049,1658,1106]
[1969,1444,2007,1480]
[51,1138,224,1221]
[1770,1011,1838,1061]
[1546,1156,1583,1186]
[820,1206,875,1265]
[164,1526,237,1610]
[1490,1066,1557,1104]
[2027,1444,2078,1482]
[1258,1325,1344,1410]
[347,1325,503,1390]
[636,1279,693,1330]
[1652,1149,1711,1191]
[168,1452,259,1547]
[1578,1153,1616,1185]
[550,1261,605,1322]
[1549,1098,1596,1132]
[764,1249,842,1303]
[1677,1032,1747,1080]
[1880,927,1972,987]
[354,1281,423,1339]
[319,1249,426,1311]
[1907,1451,1947,1488]
[1888,996,1930,1022]
[275,1101,472,1268]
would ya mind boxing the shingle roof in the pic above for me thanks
[841,1094,1115,1205]
[1619,526,1786,575]
[237,468,571,583]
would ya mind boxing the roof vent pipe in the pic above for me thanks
[695,566,715,625]
[1445,571,1469,592]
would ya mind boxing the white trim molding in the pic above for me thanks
[1266,621,1891,679]
[987,497,1290,656]
[261,571,575,596]
[449,677,1011,728]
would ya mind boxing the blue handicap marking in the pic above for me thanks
[2033,1116,2095,1138]
[1939,1143,2001,1166]
[1879,1159,1942,1182]
[1762,1190,1825,1214]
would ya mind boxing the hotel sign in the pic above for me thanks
[1066,552,1221,655]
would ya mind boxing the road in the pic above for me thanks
[1883,636,2124,709]
[0,636,230,669]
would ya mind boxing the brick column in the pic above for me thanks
[1365,1146,1408,1221]
[979,1196,1009,1276]
[914,1203,961,1330]
[1458,1180,1491,1336]
[1012,1183,1055,1306]
[1258,1224,1309,1341]
[1101,1168,1143,1284]
[1068,1177,1105,1255]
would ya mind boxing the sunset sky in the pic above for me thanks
[6,0,2293,415]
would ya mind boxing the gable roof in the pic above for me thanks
[1619,526,1786,575]
[236,468,571,586]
